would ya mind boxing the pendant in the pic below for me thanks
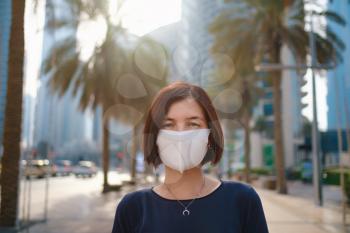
[182,209,190,216]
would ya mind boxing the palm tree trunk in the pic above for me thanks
[130,125,138,184]
[102,105,110,192]
[271,45,288,194]
[242,83,251,183]
[243,109,251,183]
[101,29,112,193]
[0,0,25,227]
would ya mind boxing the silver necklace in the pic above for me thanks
[163,176,206,216]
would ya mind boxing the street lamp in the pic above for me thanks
[308,11,323,207]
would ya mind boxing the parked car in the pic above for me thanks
[54,160,73,176]
[23,159,56,179]
[73,161,97,178]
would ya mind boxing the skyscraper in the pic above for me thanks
[22,94,34,148]
[249,49,306,169]
[0,0,12,152]
[147,21,182,82]
[326,0,350,130]
[280,46,306,167]
[33,0,87,153]
[180,0,223,85]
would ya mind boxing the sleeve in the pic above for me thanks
[242,187,269,233]
[111,194,134,233]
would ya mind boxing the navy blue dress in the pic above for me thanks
[111,180,269,233]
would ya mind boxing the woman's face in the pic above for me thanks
[161,98,208,131]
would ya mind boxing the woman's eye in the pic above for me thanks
[162,123,200,129]
[162,124,172,128]
[189,123,200,128]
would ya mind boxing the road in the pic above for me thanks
[17,171,130,229]
[1,172,348,233]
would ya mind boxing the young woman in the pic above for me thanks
[112,81,269,233]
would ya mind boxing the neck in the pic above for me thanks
[163,166,205,198]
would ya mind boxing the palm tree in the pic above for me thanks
[240,78,263,183]
[209,0,345,194]
[0,0,25,227]
[207,60,263,183]
[42,0,168,192]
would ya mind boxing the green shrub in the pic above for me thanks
[251,167,272,175]
[235,167,272,176]
[345,175,350,204]
[323,168,350,203]
[287,166,302,180]
[323,170,340,185]
[322,168,350,185]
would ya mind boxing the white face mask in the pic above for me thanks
[156,128,211,173]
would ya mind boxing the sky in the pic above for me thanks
[24,0,45,98]
[120,0,182,36]
[24,0,328,130]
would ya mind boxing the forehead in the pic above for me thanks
[165,98,206,120]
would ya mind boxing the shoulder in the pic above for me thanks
[223,180,267,223]
[113,189,151,232]
[222,180,256,194]
[116,187,150,210]
[221,180,261,202]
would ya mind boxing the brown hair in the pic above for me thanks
[142,81,224,168]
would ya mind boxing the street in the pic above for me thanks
[16,171,130,233]
[260,189,349,233]
[7,173,348,233]
[1,0,350,232]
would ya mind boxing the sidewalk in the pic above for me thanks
[287,180,343,208]
[259,188,349,233]
[1,177,349,233]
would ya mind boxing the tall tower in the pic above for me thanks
[22,94,34,148]
[326,0,350,130]
[0,0,12,152]
[180,0,223,85]
[33,0,87,153]
[280,45,306,167]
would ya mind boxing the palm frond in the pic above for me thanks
[314,33,342,65]
[47,54,80,97]
[325,25,346,50]
[314,10,346,26]
[41,37,77,75]
[280,26,308,63]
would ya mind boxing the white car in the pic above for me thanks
[73,161,97,178]
[22,159,56,179]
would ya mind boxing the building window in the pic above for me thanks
[263,104,273,116]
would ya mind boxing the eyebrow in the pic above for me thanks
[164,116,205,121]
